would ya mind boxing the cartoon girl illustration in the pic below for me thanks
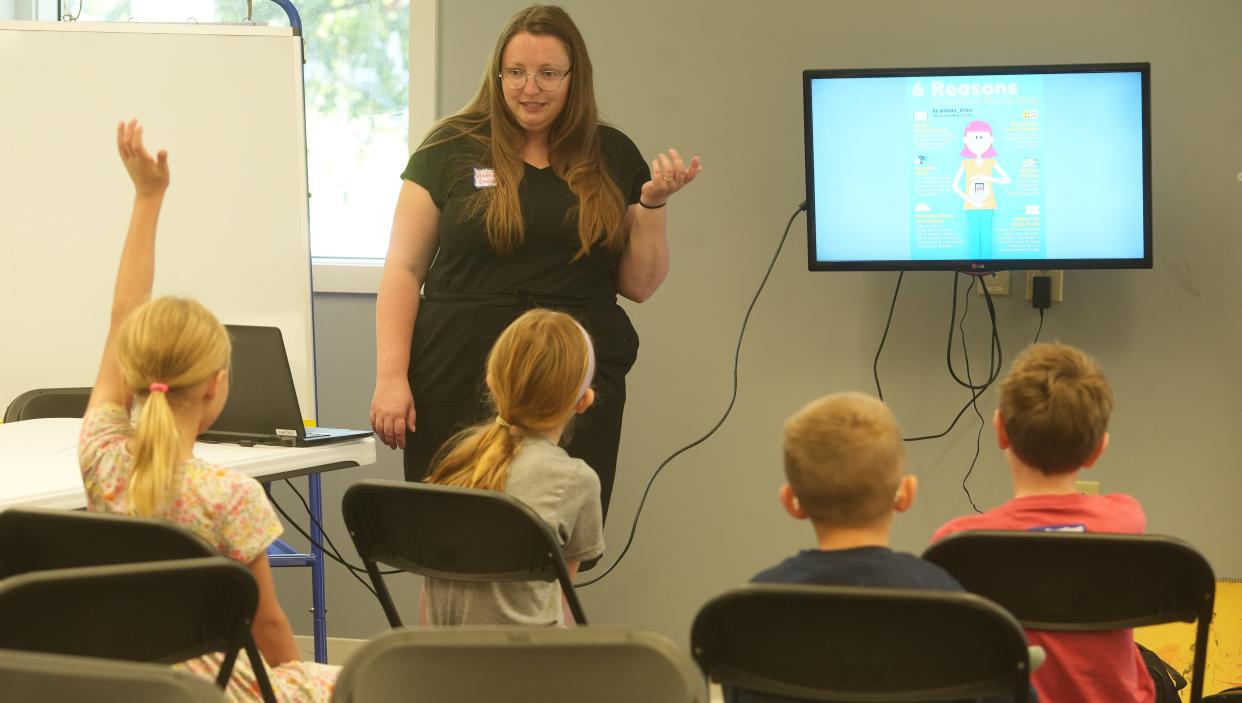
[952,120,1011,259]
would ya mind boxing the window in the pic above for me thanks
[61,0,432,291]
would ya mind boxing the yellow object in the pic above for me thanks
[1075,481,1101,496]
[303,419,316,428]
[1135,579,1242,699]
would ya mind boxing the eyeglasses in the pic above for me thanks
[499,67,571,91]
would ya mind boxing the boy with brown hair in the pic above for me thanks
[933,342,1153,703]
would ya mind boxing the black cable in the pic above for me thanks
[956,278,984,514]
[576,200,807,589]
[900,274,1000,443]
[281,479,400,576]
[268,492,380,599]
[1034,308,1045,344]
[873,272,904,401]
[945,273,1003,391]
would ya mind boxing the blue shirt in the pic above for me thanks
[751,546,963,591]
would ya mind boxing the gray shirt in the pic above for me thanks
[426,438,605,625]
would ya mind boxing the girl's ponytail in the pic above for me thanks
[427,309,595,491]
[128,385,182,516]
[115,297,231,516]
[428,420,522,491]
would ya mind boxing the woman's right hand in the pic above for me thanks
[370,378,417,449]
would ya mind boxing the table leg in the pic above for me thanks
[309,472,328,664]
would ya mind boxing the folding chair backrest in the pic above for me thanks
[690,584,1031,702]
[923,531,1215,702]
[0,507,214,579]
[4,387,92,422]
[342,479,586,626]
[332,626,706,703]
[922,531,1214,629]
[0,648,225,703]
[0,558,257,666]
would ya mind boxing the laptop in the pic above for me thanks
[199,325,372,447]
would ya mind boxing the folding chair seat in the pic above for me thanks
[342,478,587,626]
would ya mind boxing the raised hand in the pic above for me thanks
[116,119,169,197]
[640,148,701,208]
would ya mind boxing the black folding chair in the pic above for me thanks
[0,507,214,578]
[342,478,587,626]
[0,557,275,701]
[923,531,1215,703]
[0,509,277,702]
[332,626,707,703]
[690,584,1032,702]
[3,387,91,422]
[0,648,225,703]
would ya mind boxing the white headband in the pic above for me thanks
[575,321,596,402]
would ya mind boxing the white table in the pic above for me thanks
[0,417,376,662]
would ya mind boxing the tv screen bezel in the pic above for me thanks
[802,62,1153,272]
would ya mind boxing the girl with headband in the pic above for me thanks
[424,308,604,625]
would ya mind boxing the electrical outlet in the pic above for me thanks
[976,270,1010,296]
[1075,480,1100,495]
[1025,269,1064,303]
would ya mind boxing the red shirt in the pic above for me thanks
[933,493,1154,703]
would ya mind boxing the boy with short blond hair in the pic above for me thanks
[933,342,1152,703]
[753,391,959,593]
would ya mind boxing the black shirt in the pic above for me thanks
[402,124,649,301]
[751,546,964,591]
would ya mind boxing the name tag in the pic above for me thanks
[473,168,497,188]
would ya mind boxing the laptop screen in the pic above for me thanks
[206,325,306,440]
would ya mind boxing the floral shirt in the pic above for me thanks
[78,403,337,703]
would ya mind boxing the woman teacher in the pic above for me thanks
[370,4,699,517]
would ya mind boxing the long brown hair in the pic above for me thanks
[421,4,627,259]
[115,297,231,516]
[426,309,595,491]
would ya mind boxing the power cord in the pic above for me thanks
[266,481,401,601]
[956,277,985,514]
[873,272,904,401]
[1031,272,1052,343]
[872,272,1001,511]
[268,492,380,599]
[877,273,1002,443]
[576,200,807,588]
[280,479,401,578]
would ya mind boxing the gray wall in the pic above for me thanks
[274,0,1242,646]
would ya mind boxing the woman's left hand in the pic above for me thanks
[640,148,701,208]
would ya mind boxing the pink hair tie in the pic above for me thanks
[148,382,169,394]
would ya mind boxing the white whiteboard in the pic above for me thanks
[0,21,317,420]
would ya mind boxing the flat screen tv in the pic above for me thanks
[802,63,1151,271]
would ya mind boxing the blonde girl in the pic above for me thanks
[423,308,605,626]
[78,120,337,702]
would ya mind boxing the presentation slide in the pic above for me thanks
[808,71,1146,264]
